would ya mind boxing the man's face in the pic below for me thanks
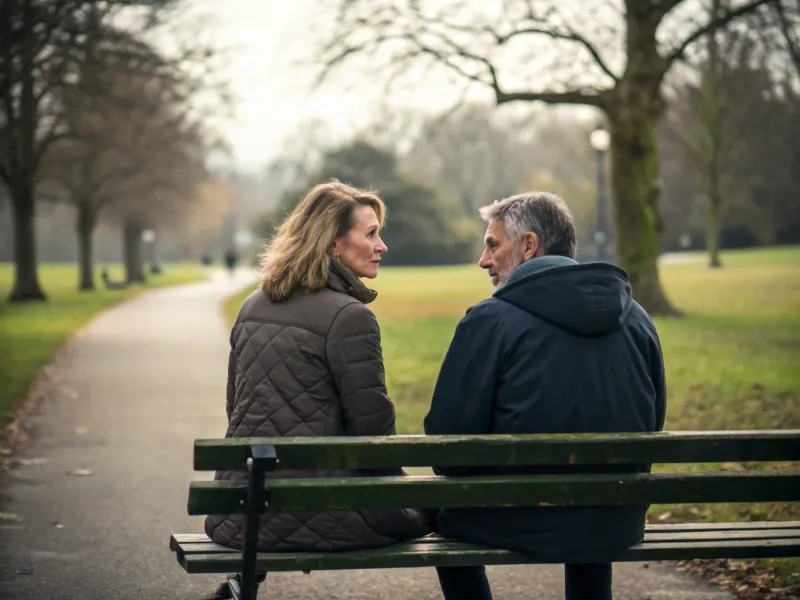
[478,219,524,288]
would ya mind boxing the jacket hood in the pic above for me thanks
[494,256,633,336]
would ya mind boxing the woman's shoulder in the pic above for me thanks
[234,285,366,335]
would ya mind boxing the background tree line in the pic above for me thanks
[253,36,800,270]
[0,0,229,299]
[301,0,800,315]
[3,0,797,309]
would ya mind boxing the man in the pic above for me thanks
[424,192,666,600]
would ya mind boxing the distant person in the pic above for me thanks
[206,181,429,591]
[424,192,667,600]
[223,250,237,275]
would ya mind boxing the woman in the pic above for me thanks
[205,180,429,552]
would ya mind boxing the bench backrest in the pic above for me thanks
[188,431,800,516]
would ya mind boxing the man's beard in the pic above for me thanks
[494,249,525,288]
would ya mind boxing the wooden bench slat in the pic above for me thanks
[173,529,800,566]
[194,431,800,471]
[180,537,800,573]
[644,520,800,532]
[172,528,800,555]
[187,471,800,515]
[169,520,800,550]
[170,533,214,549]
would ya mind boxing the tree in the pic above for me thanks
[260,140,479,265]
[312,0,798,314]
[403,103,537,216]
[660,46,800,251]
[114,114,211,284]
[667,0,737,267]
[37,29,217,290]
[0,0,177,301]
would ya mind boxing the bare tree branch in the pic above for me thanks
[664,0,775,66]
[655,0,689,19]
[497,88,607,106]
[774,0,800,73]
[491,26,617,81]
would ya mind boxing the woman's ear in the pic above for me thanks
[329,239,340,258]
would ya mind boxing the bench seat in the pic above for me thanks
[170,521,800,574]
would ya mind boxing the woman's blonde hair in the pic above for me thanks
[260,180,386,302]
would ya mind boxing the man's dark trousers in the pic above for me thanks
[435,563,612,600]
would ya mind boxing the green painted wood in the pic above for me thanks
[180,538,800,573]
[171,533,213,546]
[193,431,800,471]
[642,521,800,532]
[174,529,800,566]
[169,520,800,548]
[187,471,800,515]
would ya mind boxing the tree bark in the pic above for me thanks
[603,7,679,316]
[76,204,97,290]
[8,182,47,302]
[608,105,680,316]
[707,189,723,268]
[706,0,724,269]
[123,219,145,284]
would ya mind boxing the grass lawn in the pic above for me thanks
[0,263,208,426]
[226,246,800,582]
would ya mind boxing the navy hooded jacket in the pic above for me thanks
[423,256,666,561]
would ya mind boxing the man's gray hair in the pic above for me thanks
[479,192,577,258]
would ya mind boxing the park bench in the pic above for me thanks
[170,430,800,600]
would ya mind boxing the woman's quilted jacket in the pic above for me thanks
[204,263,429,550]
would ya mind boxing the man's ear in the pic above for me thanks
[521,232,540,261]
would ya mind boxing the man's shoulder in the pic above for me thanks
[625,299,658,335]
[464,296,513,320]
[624,300,658,338]
[456,297,526,341]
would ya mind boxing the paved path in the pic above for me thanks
[0,271,732,600]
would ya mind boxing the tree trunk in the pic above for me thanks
[76,205,97,290]
[8,182,46,302]
[706,0,724,269]
[707,191,723,268]
[123,219,145,284]
[608,107,680,316]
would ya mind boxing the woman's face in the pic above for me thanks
[332,205,387,278]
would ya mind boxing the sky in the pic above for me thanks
[161,0,467,170]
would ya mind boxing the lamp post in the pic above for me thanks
[590,126,611,263]
[141,228,157,266]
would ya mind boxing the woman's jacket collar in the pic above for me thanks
[326,257,378,305]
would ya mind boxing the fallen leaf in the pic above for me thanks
[51,521,65,529]
[0,513,22,522]
[74,426,88,435]
[66,468,92,476]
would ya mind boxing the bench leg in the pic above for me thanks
[240,446,277,600]
[226,573,267,600]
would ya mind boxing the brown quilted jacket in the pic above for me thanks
[205,261,429,551]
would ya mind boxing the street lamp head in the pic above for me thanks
[590,127,611,152]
